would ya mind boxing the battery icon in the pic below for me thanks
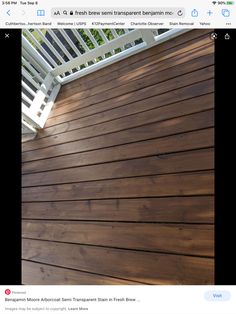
[226,1,234,4]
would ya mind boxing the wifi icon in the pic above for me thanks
[212,1,217,4]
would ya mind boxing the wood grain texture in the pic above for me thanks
[38,80,214,139]
[49,51,214,118]
[22,239,214,285]
[44,64,214,127]
[55,30,212,103]
[22,29,215,285]
[22,220,214,257]
[22,196,214,223]
[22,128,214,174]
[22,109,214,162]
[22,149,214,187]
[56,42,212,105]
[22,171,214,202]
[22,260,137,285]
[56,43,213,106]
[23,93,214,151]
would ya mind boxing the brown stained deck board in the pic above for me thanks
[23,93,214,151]
[56,30,212,101]
[45,63,214,126]
[51,48,214,116]
[22,110,214,162]
[22,128,214,174]
[56,41,213,105]
[22,239,214,285]
[22,30,215,285]
[43,77,214,130]
[22,196,214,223]
[29,81,214,140]
[22,260,137,285]
[22,171,214,202]
[36,85,213,140]
[22,221,214,257]
[22,149,214,187]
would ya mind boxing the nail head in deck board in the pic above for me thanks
[22,239,214,285]
[22,109,214,162]
[23,93,214,151]
[22,221,214,257]
[22,260,137,285]
[22,196,214,223]
[22,149,214,187]
[22,171,214,202]
[22,128,214,174]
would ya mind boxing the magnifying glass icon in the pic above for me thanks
[63,10,67,15]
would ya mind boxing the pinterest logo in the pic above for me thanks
[5,289,11,295]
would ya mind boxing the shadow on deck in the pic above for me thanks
[22,29,214,285]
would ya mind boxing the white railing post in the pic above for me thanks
[39,83,61,127]
[139,29,156,45]
[32,73,54,111]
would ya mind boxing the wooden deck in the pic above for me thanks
[22,29,214,285]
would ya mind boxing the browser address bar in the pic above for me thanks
[51,7,185,18]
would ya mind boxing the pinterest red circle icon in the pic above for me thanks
[5,289,11,295]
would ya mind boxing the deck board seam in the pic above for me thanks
[22,237,214,259]
[22,194,215,203]
[55,45,214,108]
[47,64,214,122]
[22,145,214,175]
[22,168,214,188]
[22,108,214,155]
[25,92,214,144]
[22,259,147,285]
[57,31,212,93]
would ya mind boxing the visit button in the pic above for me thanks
[204,290,231,301]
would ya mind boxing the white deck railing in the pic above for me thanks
[22,28,188,133]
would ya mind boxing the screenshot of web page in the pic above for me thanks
[0,0,235,313]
